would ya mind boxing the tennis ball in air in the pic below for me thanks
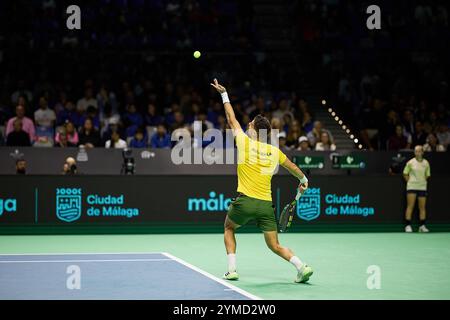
[193,50,201,59]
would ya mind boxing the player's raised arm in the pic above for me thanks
[210,78,242,133]
[280,157,309,193]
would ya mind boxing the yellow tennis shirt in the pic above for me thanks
[235,130,287,201]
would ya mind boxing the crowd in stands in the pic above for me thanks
[292,0,450,152]
[0,80,336,151]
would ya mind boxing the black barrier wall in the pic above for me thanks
[0,175,448,234]
[1,147,450,176]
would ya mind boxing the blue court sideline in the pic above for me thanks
[0,253,258,300]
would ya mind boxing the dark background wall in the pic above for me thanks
[0,175,448,234]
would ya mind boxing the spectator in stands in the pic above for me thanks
[15,159,27,174]
[278,132,291,153]
[286,120,303,148]
[6,105,35,142]
[307,121,333,148]
[34,97,56,129]
[78,118,101,148]
[169,111,186,132]
[80,106,101,130]
[123,103,144,137]
[436,123,450,150]
[412,121,427,147]
[100,103,121,136]
[6,119,31,146]
[423,133,445,152]
[388,125,411,150]
[315,131,336,151]
[105,131,127,149]
[144,103,164,127]
[77,87,98,112]
[402,109,415,136]
[55,132,77,148]
[151,124,171,149]
[55,121,79,145]
[297,136,311,151]
[56,101,79,127]
[129,127,148,148]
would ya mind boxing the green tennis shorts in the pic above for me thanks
[227,194,277,232]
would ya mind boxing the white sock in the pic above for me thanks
[227,253,236,272]
[289,256,304,272]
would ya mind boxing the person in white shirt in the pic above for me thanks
[105,131,127,149]
[77,87,98,112]
[34,97,56,128]
[315,131,336,151]
[403,145,431,233]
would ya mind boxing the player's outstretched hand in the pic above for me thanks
[210,78,226,93]
[298,182,308,194]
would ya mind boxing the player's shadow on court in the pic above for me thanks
[247,280,316,289]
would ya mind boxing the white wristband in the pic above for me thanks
[299,175,308,184]
[221,92,230,104]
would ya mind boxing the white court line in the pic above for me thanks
[161,252,261,300]
[0,252,163,256]
[0,259,173,263]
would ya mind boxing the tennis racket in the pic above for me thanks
[278,189,304,233]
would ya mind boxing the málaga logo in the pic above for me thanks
[297,188,321,221]
[56,188,82,222]
[0,198,17,216]
[187,191,232,212]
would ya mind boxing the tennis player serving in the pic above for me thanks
[211,79,313,283]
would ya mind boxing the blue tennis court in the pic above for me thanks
[0,252,259,300]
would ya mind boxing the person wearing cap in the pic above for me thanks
[297,136,311,151]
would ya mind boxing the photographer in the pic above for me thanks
[62,157,78,175]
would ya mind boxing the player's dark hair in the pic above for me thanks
[253,114,271,139]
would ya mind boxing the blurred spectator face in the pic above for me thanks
[127,104,137,113]
[135,131,144,141]
[321,132,330,145]
[427,134,437,146]
[85,88,94,99]
[279,137,287,148]
[279,99,287,110]
[15,105,26,118]
[191,103,200,114]
[111,131,120,142]
[16,160,26,174]
[256,98,264,111]
[387,110,397,122]
[148,104,156,115]
[314,121,322,132]
[13,119,23,131]
[404,110,413,122]
[300,140,309,150]
[65,101,75,111]
[18,96,27,107]
[60,133,68,145]
[395,125,403,137]
[414,145,424,158]
[271,118,282,130]
[157,125,166,136]
[39,97,48,109]
[415,121,423,133]
[174,111,184,124]
[65,121,75,134]
[84,118,93,131]
[303,112,312,123]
